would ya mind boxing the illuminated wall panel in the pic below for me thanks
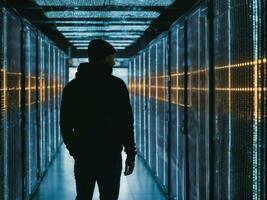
[213,0,267,199]
[0,6,7,200]
[134,56,140,156]
[156,37,169,190]
[22,22,38,200]
[187,6,209,200]
[44,40,51,167]
[54,48,59,151]
[129,0,266,198]
[5,9,23,200]
[139,53,145,158]
[148,44,157,173]
[140,50,147,159]
[170,19,187,200]
[0,4,68,199]
[37,34,47,176]
[129,33,169,194]
[144,48,150,163]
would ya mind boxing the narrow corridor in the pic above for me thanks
[32,145,167,200]
[1,1,266,200]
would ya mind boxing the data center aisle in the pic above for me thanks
[32,145,167,200]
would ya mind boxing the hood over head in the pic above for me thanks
[75,62,112,80]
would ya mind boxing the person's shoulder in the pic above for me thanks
[110,75,127,88]
[63,78,79,92]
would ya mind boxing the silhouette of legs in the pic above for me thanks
[97,164,122,200]
[74,160,96,200]
[74,158,122,200]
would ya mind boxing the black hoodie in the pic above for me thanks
[60,62,137,162]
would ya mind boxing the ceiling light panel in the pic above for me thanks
[73,42,130,45]
[54,20,152,25]
[65,36,141,40]
[69,40,135,43]
[72,42,133,46]
[62,32,142,35]
[76,46,126,50]
[45,11,160,19]
[35,0,175,6]
[56,25,149,32]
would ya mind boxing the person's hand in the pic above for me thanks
[124,159,135,176]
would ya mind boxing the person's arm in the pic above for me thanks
[120,82,137,162]
[60,85,76,157]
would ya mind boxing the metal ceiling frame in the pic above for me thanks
[7,0,199,58]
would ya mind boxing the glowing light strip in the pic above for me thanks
[45,11,161,19]
[196,10,201,198]
[64,35,141,39]
[55,20,152,25]
[176,25,180,197]
[227,1,232,198]
[138,55,142,161]
[69,39,135,43]
[163,37,167,187]
[148,46,151,166]
[132,84,267,92]
[64,31,142,36]
[72,43,130,47]
[57,25,149,32]
[155,43,159,176]
[252,1,260,198]
[143,51,146,160]
[76,46,126,50]
[167,58,267,78]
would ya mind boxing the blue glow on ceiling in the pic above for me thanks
[56,25,149,32]
[62,32,143,38]
[64,35,141,39]
[73,43,130,47]
[76,46,126,50]
[35,0,175,6]
[69,39,135,43]
[45,11,160,19]
[55,20,152,25]
[62,32,142,35]
[34,1,175,51]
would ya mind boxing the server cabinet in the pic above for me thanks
[213,0,267,199]
[144,48,150,164]
[138,53,145,158]
[133,56,140,155]
[54,49,59,149]
[44,39,51,167]
[49,45,55,157]
[0,6,7,200]
[186,5,209,200]
[170,19,187,200]
[148,44,157,173]
[37,34,46,176]
[22,21,39,199]
[4,8,23,200]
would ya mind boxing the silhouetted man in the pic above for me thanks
[60,39,137,200]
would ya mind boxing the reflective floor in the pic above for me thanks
[32,145,167,200]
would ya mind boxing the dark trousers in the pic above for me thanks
[74,158,122,200]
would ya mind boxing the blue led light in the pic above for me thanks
[64,35,141,39]
[56,25,149,32]
[69,39,135,43]
[76,46,126,50]
[45,11,160,19]
[35,0,175,6]
[55,20,152,25]
[62,32,142,36]
[73,43,130,47]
